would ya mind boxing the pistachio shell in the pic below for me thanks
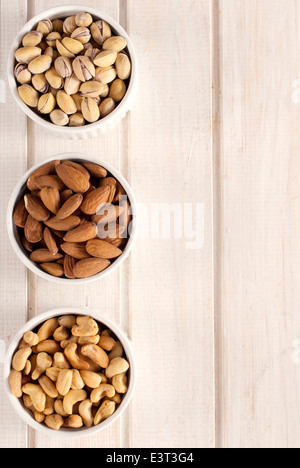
[28,55,52,74]
[36,19,53,36]
[32,73,49,93]
[18,84,39,107]
[72,93,84,112]
[50,109,69,126]
[64,74,81,95]
[109,79,127,102]
[63,16,77,34]
[38,93,56,114]
[115,53,131,80]
[61,37,84,55]
[90,21,111,45]
[95,66,116,85]
[55,56,72,78]
[81,97,100,123]
[73,56,95,82]
[75,12,93,27]
[103,36,127,53]
[45,67,64,89]
[22,31,43,47]
[56,40,75,59]
[69,113,85,127]
[94,50,117,68]
[15,47,42,64]
[79,81,106,98]
[99,98,116,118]
[14,64,32,85]
[52,19,64,34]
[71,27,91,44]
[46,31,62,47]
[57,90,77,115]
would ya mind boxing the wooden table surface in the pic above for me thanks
[1,0,300,449]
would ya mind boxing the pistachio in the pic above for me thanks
[72,93,84,112]
[36,19,53,36]
[44,47,58,62]
[75,12,93,28]
[61,37,84,55]
[32,73,49,93]
[109,79,127,102]
[14,64,32,85]
[94,50,117,68]
[73,56,95,82]
[95,66,116,85]
[38,93,56,114]
[50,109,69,126]
[80,81,106,98]
[71,27,91,44]
[103,36,127,53]
[99,97,116,118]
[28,55,52,74]
[63,16,77,35]
[22,31,43,48]
[100,83,109,98]
[84,47,100,62]
[15,47,42,64]
[81,97,100,123]
[64,74,81,95]
[45,67,64,90]
[56,40,75,59]
[57,90,77,115]
[46,32,62,47]
[52,19,64,34]
[90,20,111,45]
[115,53,131,80]
[69,113,85,127]
[55,56,72,78]
[39,41,48,52]
[18,84,39,107]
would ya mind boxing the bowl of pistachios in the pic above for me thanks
[8,6,138,139]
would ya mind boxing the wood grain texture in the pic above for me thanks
[217,0,300,448]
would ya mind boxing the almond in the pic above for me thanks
[108,238,127,249]
[60,189,74,204]
[113,181,126,204]
[22,236,34,252]
[24,215,43,243]
[56,164,90,193]
[63,222,97,243]
[62,160,90,179]
[80,186,110,215]
[44,215,81,231]
[27,160,60,191]
[98,177,117,203]
[55,194,83,220]
[86,239,122,259]
[34,175,66,191]
[13,198,28,228]
[40,262,64,277]
[82,163,107,179]
[44,227,59,255]
[40,187,61,214]
[73,258,110,278]
[91,204,123,225]
[98,223,125,242]
[64,255,77,279]
[30,249,63,263]
[24,194,50,222]
[61,242,91,260]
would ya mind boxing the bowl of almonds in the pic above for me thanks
[8,6,138,139]
[4,308,136,437]
[7,154,137,284]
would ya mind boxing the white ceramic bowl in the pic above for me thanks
[7,5,138,140]
[7,153,138,285]
[2,308,136,438]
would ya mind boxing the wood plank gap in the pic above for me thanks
[210,0,223,449]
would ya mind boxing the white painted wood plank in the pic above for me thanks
[127,0,215,448]
[26,0,124,448]
[219,0,300,448]
[0,0,28,448]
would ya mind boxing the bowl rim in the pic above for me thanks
[7,153,138,285]
[7,4,138,136]
[3,307,136,438]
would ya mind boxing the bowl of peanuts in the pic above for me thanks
[8,5,138,139]
[7,153,137,284]
[4,308,136,437]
